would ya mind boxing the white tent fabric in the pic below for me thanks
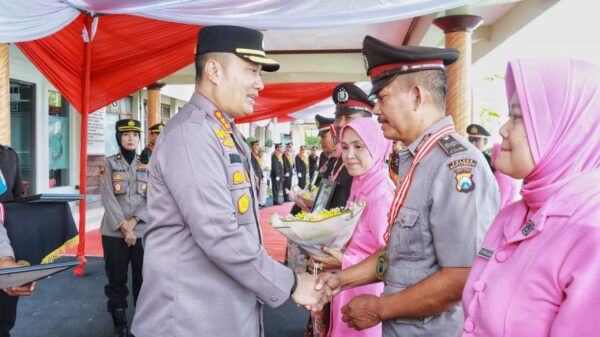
[0,0,475,43]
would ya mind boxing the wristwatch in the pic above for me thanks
[133,216,141,223]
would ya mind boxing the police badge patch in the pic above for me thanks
[454,168,475,193]
[337,87,349,103]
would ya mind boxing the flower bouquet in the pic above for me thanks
[270,201,366,257]
[287,186,318,212]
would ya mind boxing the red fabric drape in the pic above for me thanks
[17,14,200,114]
[236,82,339,123]
[73,15,93,276]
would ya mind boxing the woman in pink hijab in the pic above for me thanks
[491,143,517,209]
[313,117,393,337]
[462,58,600,336]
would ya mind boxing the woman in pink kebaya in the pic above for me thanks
[311,117,393,337]
[462,58,600,336]
[490,143,517,209]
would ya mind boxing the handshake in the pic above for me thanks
[290,271,342,311]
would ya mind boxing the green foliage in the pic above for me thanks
[305,135,321,149]
[264,139,273,148]
[479,107,502,127]
[477,73,506,133]
[483,74,505,82]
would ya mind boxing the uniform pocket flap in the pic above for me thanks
[398,207,419,228]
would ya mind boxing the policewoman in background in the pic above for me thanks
[100,119,148,337]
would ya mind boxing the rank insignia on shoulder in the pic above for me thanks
[233,171,244,185]
[454,167,475,193]
[438,135,467,156]
[212,126,229,140]
[213,110,232,132]
[238,194,250,214]
[99,165,106,176]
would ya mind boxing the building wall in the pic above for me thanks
[7,45,187,196]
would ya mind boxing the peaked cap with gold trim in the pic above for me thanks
[149,123,165,134]
[466,123,491,137]
[116,119,142,133]
[196,25,280,72]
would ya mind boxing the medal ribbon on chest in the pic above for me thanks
[383,125,455,244]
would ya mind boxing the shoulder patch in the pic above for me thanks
[454,167,475,193]
[99,165,106,176]
[437,135,467,156]
[448,158,477,170]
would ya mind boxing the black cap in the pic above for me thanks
[250,140,259,146]
[466,124,491,137]
[362,35,459,95]
[116,119,142,133]
[196,25,279,72]
[332,83,374,116]
[315,114,335,136]
[149,123,164,134]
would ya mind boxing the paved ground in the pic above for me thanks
[11,257,308,337]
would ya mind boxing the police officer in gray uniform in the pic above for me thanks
[131,26,323,337]
[316,36,499,337]
[100,118,148,337]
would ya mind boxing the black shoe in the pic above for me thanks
[110,308,129,337]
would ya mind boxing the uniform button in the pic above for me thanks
[464,318,475,333]
[473,280,486,293]
[270,296,278,302]
[495,251,508,263]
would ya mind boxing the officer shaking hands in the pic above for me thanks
[316,36,499,337]
[131,25,326,337]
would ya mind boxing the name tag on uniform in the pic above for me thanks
[229,153,242,164]
[477,248,494,260]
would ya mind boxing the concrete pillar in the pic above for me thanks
[0,43,10,145]
[433,15,483,138]
[147,82,165,128]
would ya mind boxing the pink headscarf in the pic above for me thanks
[491,143,517,209]
[502,58,600,217]
[340,117,393,204]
